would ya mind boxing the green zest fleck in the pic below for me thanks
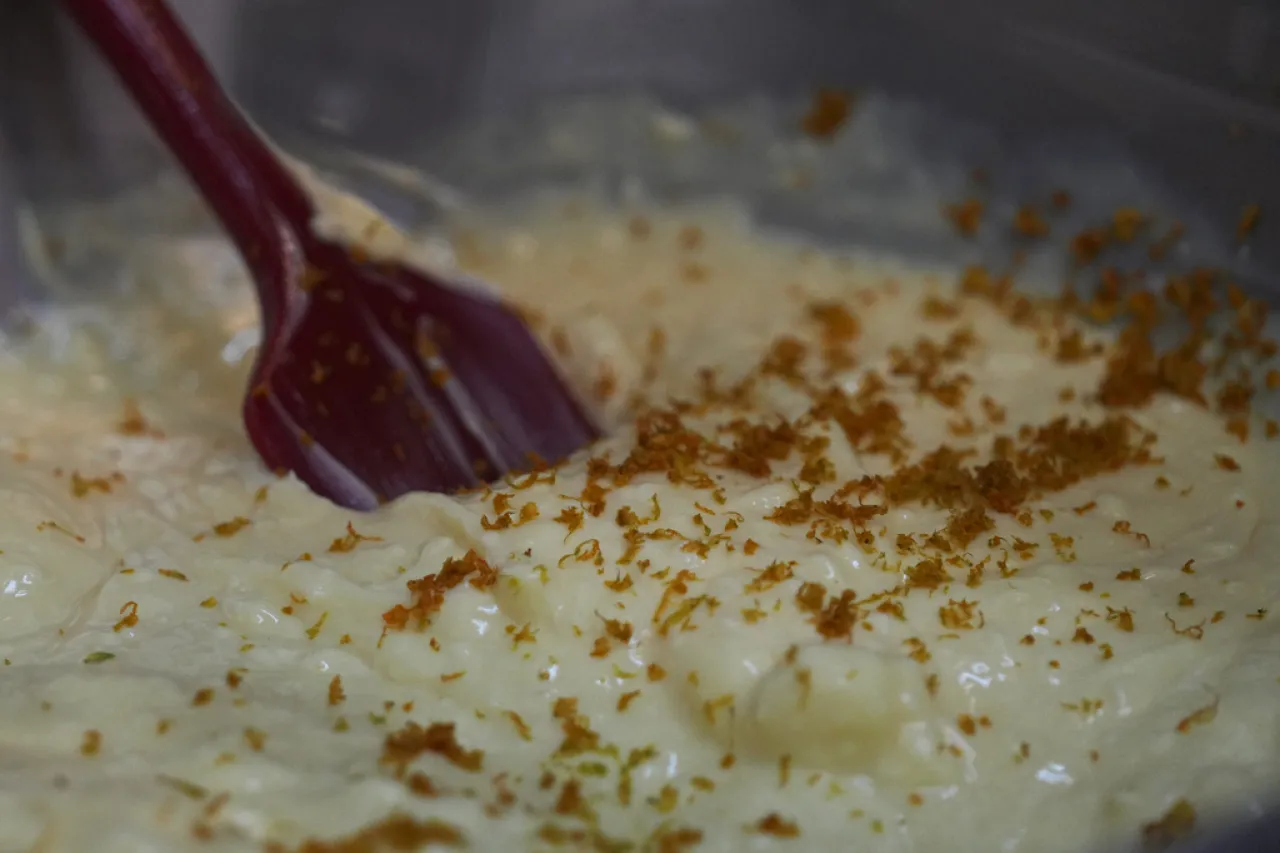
[156,774,208,799]
[83,652,115,664]
[305,611,330,639]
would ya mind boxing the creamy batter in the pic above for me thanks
[0,197,1277,853]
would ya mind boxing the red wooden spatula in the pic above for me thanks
[61,0,599,510]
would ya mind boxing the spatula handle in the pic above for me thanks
[59,0,309,318]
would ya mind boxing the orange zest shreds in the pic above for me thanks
[650,827,703,851]
[1054,329,1102,363]
[766,489,886,528]
[657,594,713,636]
[744,561,795,594]
[1096,328,1205,409]
[382,550,498,631]
[944,199,984,237]
[601,618,634,644]
[118,398,163,437]
[812,588,859,639]
[505,711,533,741]
[607,410,717,488]
[941,505,995,549]
[801,88,855,138]
[880,416,1154,531]
[556,506,585,533]
[381,722,483,774]
[554,779,589,817]
[243,728,267,752]
[1012,206,1049,238]
[921,296,962,321]
[1111,208,1146,242]
[605,573,634,593]
[211,517,251,538]
[265,814,465,853]
[80,729,102,756]
[481,512,512,531]
[906,558,951,590]
[1175,697,1219,733]
[70,472,113,497]
[1107,607,1136,633]
[808,378,910,462]
[1237,203,1261,241]
[552,697,603,757]
[938,599,984,630]
[328,522,383,553]
[113,601,140,633]
[578,480,609,517]
[887,328,977,407]
[720,419,803,477]
[755,813,801,837]
[1069,227,1109,264]
[808,301,861,344]
[327,676,345,707]
[1142,800,1196,851]
[759,336,808,381]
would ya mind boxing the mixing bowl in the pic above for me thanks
[0,2,1278,851]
